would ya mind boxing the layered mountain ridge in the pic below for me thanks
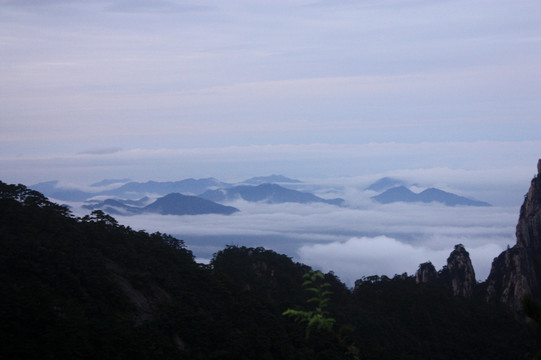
[84,193,239,216]
[199,183,345,206]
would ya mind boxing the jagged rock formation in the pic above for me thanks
[486,159,541,313]
[446,244,476,297]
[415,262,438,284]
[415,244,476,297]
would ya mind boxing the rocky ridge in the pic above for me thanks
[485,159,541,313]
[415,244,476,297]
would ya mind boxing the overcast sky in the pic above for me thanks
[1,0,540,183]
[2,0,541,283]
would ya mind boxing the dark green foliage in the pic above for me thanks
[0,180,539,359]
[283,270,336,339]
[283,270,359,359]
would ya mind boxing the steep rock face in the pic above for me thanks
[415,262,438,284]
[446,244,476,297]
[486,159,541,313]
[415,245,476,297]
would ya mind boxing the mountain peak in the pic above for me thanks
[446,244,476,297]
[415,244,475,297]
[372,185,491,207]
[143,193,239,215]
[365,177,407,192]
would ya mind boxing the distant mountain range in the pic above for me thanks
[90,178,132,187]
[108,178,231,198]
[84,193,239,216]
[371,186,491,207]
[242,175,301,185]
[31,176,303,202]
[33,175,490,211]
[199,183,344,206]
[31,178,233,202]
[30,181,94,202]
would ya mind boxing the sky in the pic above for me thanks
[1,0,541,285]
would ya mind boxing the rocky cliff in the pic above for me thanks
[446,244,476,297]
[486,159,541,313]
[415,262,438,284]
[415,244,476,297]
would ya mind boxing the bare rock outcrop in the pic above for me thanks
[485,159,541,313]
[415,244,476,297]
[446,244,476,297]
[415,262,438,284]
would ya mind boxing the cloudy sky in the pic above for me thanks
[2,0,541,284]
[1,0,540,183]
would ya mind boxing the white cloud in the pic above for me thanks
[298,236,449,285]
[298,236,505,287]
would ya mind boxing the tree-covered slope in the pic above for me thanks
[0,180,537,359]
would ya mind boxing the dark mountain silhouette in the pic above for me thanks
[242,174,302,185]
[365,177,408,192]
[199,183,344,206]
[372,186,491,207]
[85,193,238,216]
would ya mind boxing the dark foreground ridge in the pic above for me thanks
[1,174,540,359]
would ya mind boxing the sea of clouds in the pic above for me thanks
[81,177,522,287]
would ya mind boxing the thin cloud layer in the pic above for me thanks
[2,141,539,192]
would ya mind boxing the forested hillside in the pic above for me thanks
[0,181,538,359]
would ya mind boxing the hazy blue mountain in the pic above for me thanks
[85,194,238,216]
[371,186,418,203]
[30,181,93,202]
[365,177,408,192]
[83,199,141,215]
[90,178,132,187]
[371,186,491,207]
[105,178,232,198]
[83,197,151,215]
[143,193,239,215]
[242,175,302,185]
[200,183,344,206]
[32,178,233,202]
[417,188,491,206]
